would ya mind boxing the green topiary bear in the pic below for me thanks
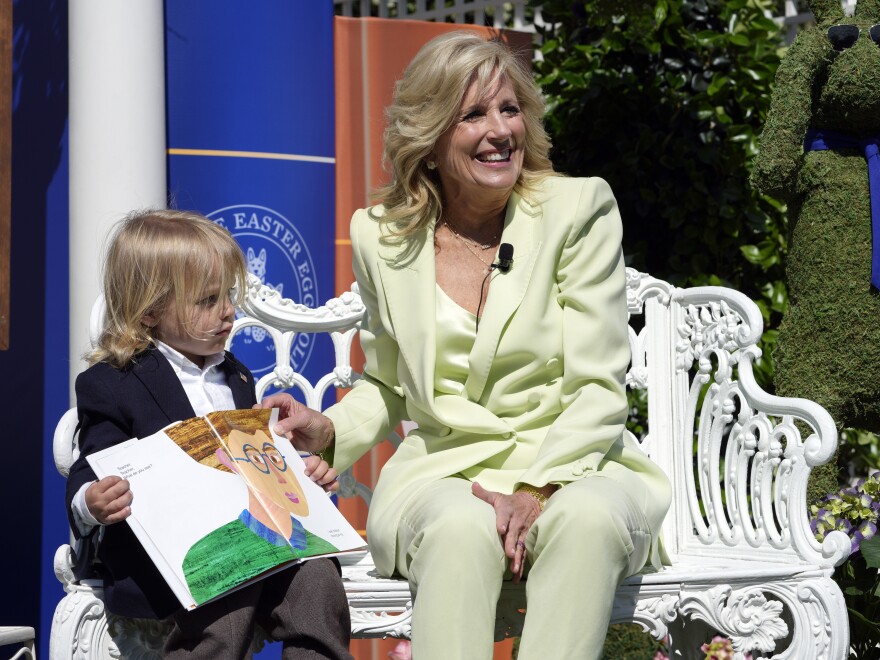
[752,0,880,499]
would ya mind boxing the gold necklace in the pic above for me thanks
[444,221,499,250]
[450,230,492,269]
[442,224,497,270]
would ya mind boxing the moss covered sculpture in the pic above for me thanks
[752,0,880,499]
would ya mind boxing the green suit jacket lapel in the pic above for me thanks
[376,221,438,404]
[465,191,542,402]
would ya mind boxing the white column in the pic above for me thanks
[69,0,166,400]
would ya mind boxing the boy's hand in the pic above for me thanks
[86,476,133,524]
[302,454,340,493]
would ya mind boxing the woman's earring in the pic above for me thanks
[426,160,437,170]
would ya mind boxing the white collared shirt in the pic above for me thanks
[71,342,236,533]
[155,341,236,415]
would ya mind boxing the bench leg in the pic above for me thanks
[49,588,118,660]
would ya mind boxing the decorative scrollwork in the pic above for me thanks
[680,585,788,656]
[326,289,365,317]
[54,544,77,591]
[240,275,365,333]
[350,606,413,638]
[50,591,118,660]
[334,365,354,388]
[627,365,649,390]
[632,594,680,640]
[676,301,744,373]
[272,364,296,388]
[625,267,674,314]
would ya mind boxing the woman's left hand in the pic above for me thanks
[471,482,541,582]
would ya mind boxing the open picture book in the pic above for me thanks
[87,407,366,610]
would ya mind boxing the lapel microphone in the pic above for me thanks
[477,243,515,331]
[492,243,514,273]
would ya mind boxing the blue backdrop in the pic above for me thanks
[165,4,336,655]
[166,1,336,392]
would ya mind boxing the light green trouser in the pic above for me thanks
[394,473,653,660]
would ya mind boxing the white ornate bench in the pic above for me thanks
[50,269,851,659]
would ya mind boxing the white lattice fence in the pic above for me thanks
[334,0,860,44]
[334,0,544,31]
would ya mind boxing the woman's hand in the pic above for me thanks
[85,476,133,525]
[471,482,542,582]
[302,454,340,493]
[255,394,335,456]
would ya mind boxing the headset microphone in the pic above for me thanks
[492,243,514,273]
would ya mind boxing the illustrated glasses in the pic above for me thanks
[232,441,289,474]
[827,24,880,51]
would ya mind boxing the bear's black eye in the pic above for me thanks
[828,24,860,51]
[870,24,880,45]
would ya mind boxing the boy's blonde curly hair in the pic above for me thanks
[89,209,247,369]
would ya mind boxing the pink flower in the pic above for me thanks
[700,635,751,660]
[388,640,412,660]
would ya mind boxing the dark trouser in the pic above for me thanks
[164,558,352,660]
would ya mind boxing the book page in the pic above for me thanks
[87,408,365,610]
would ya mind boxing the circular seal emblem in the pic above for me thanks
[208,204,319,376]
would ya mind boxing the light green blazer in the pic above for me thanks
[325,176,671,576]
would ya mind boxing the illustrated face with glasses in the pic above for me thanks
[217,429,309,516]
[828,24,880,51]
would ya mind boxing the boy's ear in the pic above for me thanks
[141,311,159,328]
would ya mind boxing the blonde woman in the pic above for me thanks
[268,31,673,660]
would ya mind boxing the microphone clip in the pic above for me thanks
[492,243,514,273]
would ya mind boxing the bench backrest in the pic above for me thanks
[624,270,844,569]
[56,270,849,571]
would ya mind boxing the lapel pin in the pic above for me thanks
[239,372,248,383]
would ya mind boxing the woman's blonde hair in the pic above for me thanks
[89,209,247,369]
[375,31,554,238]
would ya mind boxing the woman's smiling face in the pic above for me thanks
[433,74,526,207]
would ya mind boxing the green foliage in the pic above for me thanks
[533,0,788,389]
[811,474,880,657]
[840,428,880,478]
[601,624,664,658]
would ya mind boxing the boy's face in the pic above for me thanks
[144,274,234,367]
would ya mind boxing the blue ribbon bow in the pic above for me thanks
[804,128,880,290]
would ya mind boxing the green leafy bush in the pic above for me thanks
[533,0,788,389]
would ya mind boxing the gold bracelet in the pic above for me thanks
[516,484,548,511]
[316,432,336,464]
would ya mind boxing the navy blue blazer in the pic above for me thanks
[65,347,257,619]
